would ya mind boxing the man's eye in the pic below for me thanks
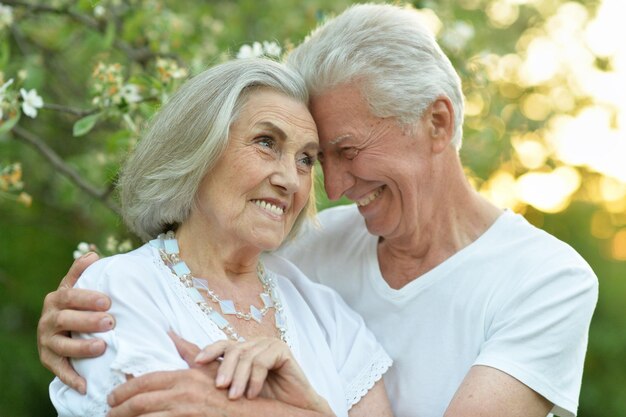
[342,147,359,160]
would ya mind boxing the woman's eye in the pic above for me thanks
[256,136,276,150]
[342,147,359,160]
[297,153,316,168]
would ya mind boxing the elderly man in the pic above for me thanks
[38,4,597,417]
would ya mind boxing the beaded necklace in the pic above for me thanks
[149,231,287,342]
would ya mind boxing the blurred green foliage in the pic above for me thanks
[0,0,624,416]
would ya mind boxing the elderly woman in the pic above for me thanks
[49,58,393,417]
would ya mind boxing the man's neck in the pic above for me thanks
[377,182,502,290]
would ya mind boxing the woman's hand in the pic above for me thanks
[37,252,114,393]
[194,338,333,415]
[107,332,334,417]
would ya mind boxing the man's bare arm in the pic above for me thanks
[444,365,552,417]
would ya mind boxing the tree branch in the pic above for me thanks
[11,125,121,216]
[4,0,183,66]
[42,103,99,117]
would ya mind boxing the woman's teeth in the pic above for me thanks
[253,200,284,215]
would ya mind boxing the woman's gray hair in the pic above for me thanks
[119,58,315,241]
[286,3,464,149]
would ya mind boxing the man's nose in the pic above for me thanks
[322,158,354,201]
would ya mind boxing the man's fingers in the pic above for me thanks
[107,390,174,417]
[48,287,111,312]
[60,252,99,289]
[168,331,200,366]
[49,357,87,394]
[108,371,178,407]
[53,309,114,334]
[48,334,107,358]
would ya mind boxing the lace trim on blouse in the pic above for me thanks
[81,357,179,416]
[345,346,393,410]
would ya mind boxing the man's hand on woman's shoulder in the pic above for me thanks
[37,251,113,394]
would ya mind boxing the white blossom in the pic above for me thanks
[20,88,44,118]
[262,41,282,57]
[236,41,282,59]
[94,5,106,18]
[106,235,119,253]
[73,241,92,259]
[0,78,13,100]
[0,4,14,30]
[120,84,142,103]
[236,42,264,59]
[117,239,133,253]
[170,66,188,79]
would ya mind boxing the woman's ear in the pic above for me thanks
[428,97,454,154]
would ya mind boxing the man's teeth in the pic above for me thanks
[253,200,284,215]
[356,187,383,207]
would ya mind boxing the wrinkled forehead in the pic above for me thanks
[235,89,319,143]
[309,84,379,149]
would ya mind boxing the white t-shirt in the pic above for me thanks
[278,205,598,417]
[49,243,392,417]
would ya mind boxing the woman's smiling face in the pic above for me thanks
[189,88,319,252]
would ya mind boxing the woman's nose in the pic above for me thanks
[270,158,300,194]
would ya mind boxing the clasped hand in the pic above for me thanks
[105,332,332,417]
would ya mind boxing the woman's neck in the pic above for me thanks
[174,220,260,283]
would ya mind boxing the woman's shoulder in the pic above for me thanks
[76,244,161,292]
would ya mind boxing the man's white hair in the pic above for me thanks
[286,3,464,149]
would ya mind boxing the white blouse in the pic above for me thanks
[50,244,392,417]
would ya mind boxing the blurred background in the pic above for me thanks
[0,0,624,415]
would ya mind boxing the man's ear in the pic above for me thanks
[427,96,455,154]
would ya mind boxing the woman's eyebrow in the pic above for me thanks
[255,121,319,150]
[255,121,286,139]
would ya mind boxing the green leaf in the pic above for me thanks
[0,112,21,137]
[73,112,102,137]
[103,21,116,49]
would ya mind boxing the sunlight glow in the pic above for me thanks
[611,229,626,260]
[519,37,560,85]
[521,93,552,121]
[548,107,626,182]
[480,170,520,210]
[515,166,581,213]
[512,132,550,170]
[487,1,519,28]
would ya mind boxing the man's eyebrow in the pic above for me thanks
[329,134,352,145]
